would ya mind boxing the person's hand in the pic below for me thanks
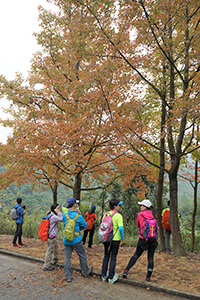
[120,239,124,246]
[55,205,60,214]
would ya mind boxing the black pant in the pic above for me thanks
[82,228,95,247]
[126,238,158,278]
[13,223,23,245]
[101,240,120,279]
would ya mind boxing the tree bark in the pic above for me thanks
[191,159,198,252]
[157,61,167,251]
[191,125,199,252]
[157,150,165,250]
[73,173,82,201]
[52,182,58,204]
[169,161,186,256]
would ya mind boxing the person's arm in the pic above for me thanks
[117,214,124,245]
[79,215,87,231]
[94,213,97,222]
[136,213,141,228]
[24,206,27,215]
[61,200,67,209]
[51,212,63,223]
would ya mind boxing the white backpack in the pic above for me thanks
[11,208,18,220]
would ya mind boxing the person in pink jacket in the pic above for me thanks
[122,199,159,282]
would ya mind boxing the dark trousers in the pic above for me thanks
[126,238,158,278]
[13,223,23,245]
[82,228,95,248]
[101,240,120,279]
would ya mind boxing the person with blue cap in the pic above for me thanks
[82,205,97,248]
[101,199,124,284]
[63,197,93,282]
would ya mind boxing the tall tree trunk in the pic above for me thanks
[157,61,167,251]
[191,159,198,252]
[169,160,186,256]
[157,105,166,251]
[73,173,82,201]
[191,125,199,252]
[167,0,186,256]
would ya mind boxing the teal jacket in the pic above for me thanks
[63,210,87,245]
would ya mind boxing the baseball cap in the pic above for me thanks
[118,201,123,206]
[138,199,152,208]
[67,197,79,207]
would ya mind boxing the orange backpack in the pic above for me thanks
[161,209,171,231]
[38,213,53,242]
[85,212,96,230]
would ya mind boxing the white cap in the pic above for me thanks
[138,199,152,208]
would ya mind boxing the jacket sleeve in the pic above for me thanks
[51,212,63,223]
[78,215,87,231]
[136,213,143,229]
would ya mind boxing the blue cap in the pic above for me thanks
[67,198,79,206]
[118,201,123,206]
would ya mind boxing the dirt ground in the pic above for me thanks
[0,235,200,294]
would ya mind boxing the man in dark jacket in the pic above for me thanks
[13,198,27,248]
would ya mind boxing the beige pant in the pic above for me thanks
[44,238,58,268]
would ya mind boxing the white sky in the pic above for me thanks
[0,0,53,143]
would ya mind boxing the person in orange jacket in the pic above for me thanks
[82,205,97,248]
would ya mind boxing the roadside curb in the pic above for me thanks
[0,248,199,300]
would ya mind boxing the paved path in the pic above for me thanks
[0,254,189,300]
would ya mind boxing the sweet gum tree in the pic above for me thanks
[0,1,154,203]
[72,0,200,255]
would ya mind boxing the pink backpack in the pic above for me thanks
[98,211,117,243]
[141,217,158,242]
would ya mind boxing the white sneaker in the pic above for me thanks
[102,271,109,282]
[108,274,118,284]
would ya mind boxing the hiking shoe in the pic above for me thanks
[108,274,118,284]
[122,270,128,278]
[43,266,55,271]
[102,271,109,282]
[84,266,93,277]
[53,258,58,265]
[13,244,19,248]
[145,276,151,282]
[19,243,26,247]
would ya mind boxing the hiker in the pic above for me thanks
[43,203,63,271]
[12,198,27,248]
[101,199,124,284]
[0,202,2,210]
[122,199,159,282]
[161,200,181,254]
[63,197,93,282]
[82,205,97,248]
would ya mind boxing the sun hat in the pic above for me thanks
[138,199,152,208]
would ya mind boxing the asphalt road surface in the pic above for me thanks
[0,254,186,300]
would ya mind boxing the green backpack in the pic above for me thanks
[63,212,80,241]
